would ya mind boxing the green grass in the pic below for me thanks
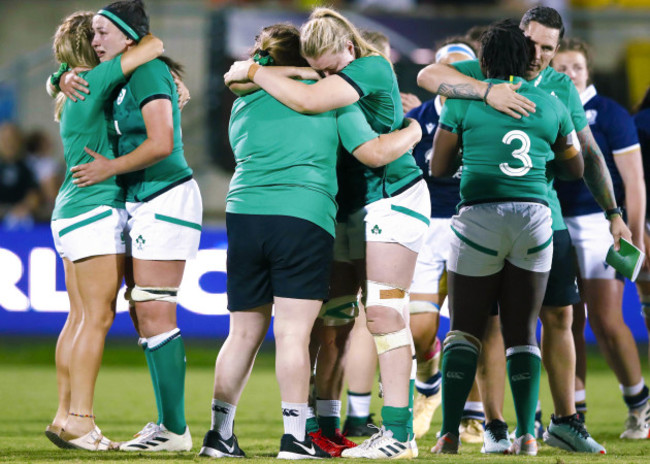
[0,337,648,463]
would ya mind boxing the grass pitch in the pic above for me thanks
[0,337,648,463]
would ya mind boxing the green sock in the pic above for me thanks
[142,342,163,425]
[440,341,479,437]
[407,375,415,440]
[306,416,320,434]
[506,346,541,437]
[318,416,340,437]
[382,406,410,442]
[347,416,368,425]
[147,333,187,435]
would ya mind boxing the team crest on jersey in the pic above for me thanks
[117,88,127,105]
[426,123,436,134]
[586,109,597,125]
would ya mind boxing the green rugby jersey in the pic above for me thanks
[227,84,379,237]
[53,56,126,220]
[439,77,575,208]
[452,60,588,230]
[112,59,192,202]
[337,55,422,208]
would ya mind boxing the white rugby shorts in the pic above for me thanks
[364,180,431,253]
[448,202,553,277]
[51,205,127,261]
[126,179,202,260]
[564,212,616,280]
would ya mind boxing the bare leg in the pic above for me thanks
[365,242,418,409]
[583,279,643,388]
[274,297,323,403]
[52,258,83,428]
[213,305,272,404]
[64,254,124,436]
[572,301,588,393]
[345,307,377,394]
[540,305,576,417]
[131,259,185,338]
[477,315,506,423]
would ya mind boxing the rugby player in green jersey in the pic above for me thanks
[204,23,423,460]
[47,10,162,451]
[68,0,199,452]
[225,7,430,458]
[428,20,584,455]
[418,6,622,453]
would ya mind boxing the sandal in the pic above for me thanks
[59,425,120,451]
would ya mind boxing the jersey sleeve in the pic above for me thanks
[556,100,576,137]
[128,60,174,109]
[601,100,640,154]
[336,104,380,153]
[337,56,393,98]
[85,56,126,95]
[566,82,589,132]
[451,59,485,80]
[438,100,465,134]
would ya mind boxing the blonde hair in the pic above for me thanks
[52,11,100,121]
[251,23,309,67]
[300,8,390,66]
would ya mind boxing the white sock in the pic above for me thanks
[346,392,371,418]
[316,399,341,418]
[146,328,180,349]
[307,406,316,420]
[282,402,307,441]
[620,378,645,396]
[211,399,236,439]
[575,389,586,403]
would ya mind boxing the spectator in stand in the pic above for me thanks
[25,129,63,221]
[0,122,40,229]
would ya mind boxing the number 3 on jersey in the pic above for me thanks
[500,130,532,177]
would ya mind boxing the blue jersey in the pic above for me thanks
[406,96,460,218]
[635,107,650,218]
[555,85,640,216]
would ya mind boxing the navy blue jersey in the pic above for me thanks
[556,86,640,216]
[635,107,650,218]
[406,97,460,218]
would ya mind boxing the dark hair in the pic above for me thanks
[480,19,532,80]
[521,6,565,40]
[102,0,149,40]
[251,24,308,68]
[103,1,185,77]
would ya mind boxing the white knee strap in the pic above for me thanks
[319,295,359,327]
[408,300,440,315]
[364,280,409,314]
[130,285,178,304]
[373,328,411,355]
[443,330,482,353]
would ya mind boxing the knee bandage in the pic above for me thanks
[319,295,359,327]
[443,330,482,353]
[373,328,411,355]
[129,285,179,304]
[408,300,440,315]
[364,280,409,313]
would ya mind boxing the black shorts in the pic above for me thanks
[542,229,580,307]
[226,213,334,311]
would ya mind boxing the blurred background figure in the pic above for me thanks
[0,122,40,229]
[25,129,62,221]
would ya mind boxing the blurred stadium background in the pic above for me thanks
[0,0,649,342]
